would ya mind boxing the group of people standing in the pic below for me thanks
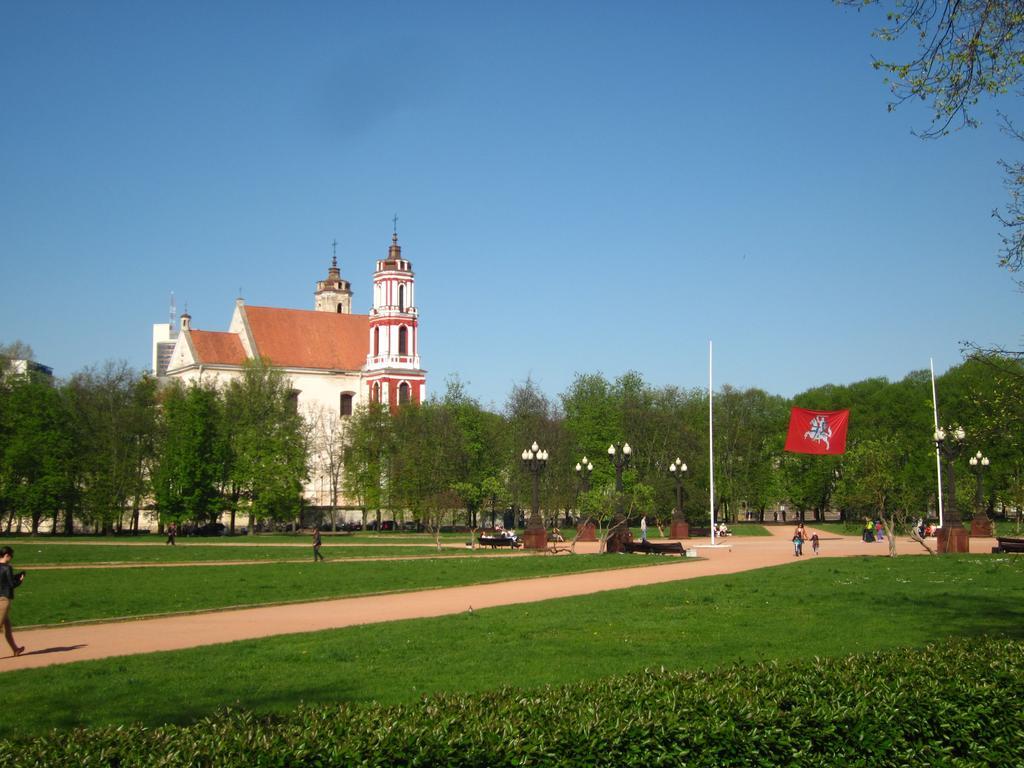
[792,524,820,557]
[862,519,885,543]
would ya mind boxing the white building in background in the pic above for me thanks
[153,232,427,515]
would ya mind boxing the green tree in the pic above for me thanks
[390,401,466,549]
[151,382,224,527]
[343,402,394,529]
[0,368,73,534]
[63,362,157,534]
[225,360,308,531]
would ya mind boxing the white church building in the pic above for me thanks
[151,232,426,513]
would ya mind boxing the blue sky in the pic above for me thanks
[2,1,1021,409]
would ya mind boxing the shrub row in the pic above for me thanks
[2,636,1021,767]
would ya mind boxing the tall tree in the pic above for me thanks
[343,402,394,528]
[151,382,224,527]
[64,363,156,534]
[225,360,308,531]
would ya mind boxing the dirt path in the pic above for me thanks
[1,528,995,672]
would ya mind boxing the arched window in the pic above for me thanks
[398,284,405,312]
[398,326,408,355]
[287,390,300,413]
[399,382,410,404]
[373,382,381,403]
[373,327,380,356]
[339,392,353,416]
[336,304,342,313]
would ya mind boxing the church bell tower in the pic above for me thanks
[314,240,353,313]
[364,228,426,409]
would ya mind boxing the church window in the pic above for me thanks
[398,326,408,356]
[373,382,381,403]
[373,327,380,356]
[340,392,353,416]
[399,382,410,404]
[287,389,300,412]
[399,284,405,312]
[337,304,342,313]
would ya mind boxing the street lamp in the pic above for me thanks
[575,457,594,493]
[574,457,596,540]
[520,441,549,549]
[969,451,993,537]
[606,443,632,552]
[934,425,968,553]
[668,457,688,539]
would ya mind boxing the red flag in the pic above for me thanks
[784,408,850,454]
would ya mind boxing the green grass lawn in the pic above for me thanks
[2,553,1020,740]
[1,542,493,565]
[9,554,677,626]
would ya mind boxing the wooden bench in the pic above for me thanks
[623,540,685,556]
[993,536,1024,554]
[478,536,522,549]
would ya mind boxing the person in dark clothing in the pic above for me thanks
[0,546,26,658]
[166,522,177,546]
[313,528,324,562]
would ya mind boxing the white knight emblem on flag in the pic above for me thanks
[804,415,832,450]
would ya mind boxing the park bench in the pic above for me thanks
[478,535,522,549]
[688,527,711,538]
[993,536,1024,554]
[623,540,685,556]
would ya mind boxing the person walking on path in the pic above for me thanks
[313,528,324,562]
[640,515,648,543]
[166,522,177,546]
[792,525,805,557]
[0,546,26,658]
[811,532,820,555]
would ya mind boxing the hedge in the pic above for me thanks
[2,636,1021,766]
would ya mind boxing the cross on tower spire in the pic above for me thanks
[331,238,338,267]
[392,213,399,235]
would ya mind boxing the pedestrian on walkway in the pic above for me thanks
[0,546,26,658]
[640,515,648,543]
[792,526,805,557]
[313,527,324,562]
[811,532,820,555]
[166,522,177,546]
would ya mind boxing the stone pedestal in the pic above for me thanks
[670,520,690,539]
[575,522,597,542]
[970,515,994,538]
[937,526,970,554]
[522,527,548,550]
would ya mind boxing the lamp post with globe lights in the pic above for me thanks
[574,458,597,541]
[520,442,549,550]
[934,426,969,553]
[969,451,994,537]
[606,443,632,552]
[668,458,689,539]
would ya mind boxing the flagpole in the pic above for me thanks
[930,357,944,529]
[709,340,716,546]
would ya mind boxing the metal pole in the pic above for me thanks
[709,340,716,546]
[931,358,944,529]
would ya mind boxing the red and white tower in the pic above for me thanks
[365,231,426,409]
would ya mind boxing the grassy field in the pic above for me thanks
[1,553,1020,740]
[0,542,493,565]
[9,554,676,626]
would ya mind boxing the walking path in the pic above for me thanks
[1,527,996,672]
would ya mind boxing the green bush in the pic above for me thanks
[2,636,1020,766]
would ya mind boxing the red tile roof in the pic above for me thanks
[189,330,247,366]
[245,306,370,371]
